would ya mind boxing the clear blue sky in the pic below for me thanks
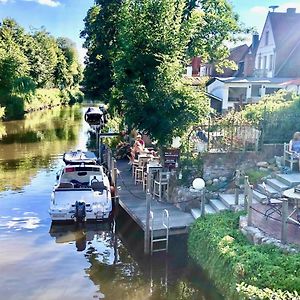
[230,1,300,34]
[0,0,299,64]
[0,0,94,64]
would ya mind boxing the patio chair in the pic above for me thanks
[261,182,283,219]
[283,142,299,171]
[153,171,170,201]
[134,157,149,185]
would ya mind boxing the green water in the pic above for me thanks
[0,106,222,300]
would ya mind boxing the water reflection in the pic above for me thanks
[0,105,223,300]
[0,209,42,232]
[0,106,83,191]
[47,217,222,300]
[49,222,116,254]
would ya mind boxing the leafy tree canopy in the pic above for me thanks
[81,0,244,145]
[0,18,83,120]
[81,1,121,101]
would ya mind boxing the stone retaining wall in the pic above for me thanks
[239,216,298,253]
[203,144,283,181]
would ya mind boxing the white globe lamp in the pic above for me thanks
[192,178,205,191]
[171,136,181,148]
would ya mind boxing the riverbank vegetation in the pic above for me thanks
[0,106,81,191]
[0,18,83,120]
[221,90,300,143]
[81,0,246,146]
[188,211,300,299]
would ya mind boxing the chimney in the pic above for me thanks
[251,33,259,53]
[287,8,296,14]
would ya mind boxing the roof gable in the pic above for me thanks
[269,11,300,72]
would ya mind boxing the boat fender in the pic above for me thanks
[75,201,86,223]
[110,185,115,196]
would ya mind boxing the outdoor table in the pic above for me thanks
[282,188,300,225]
[139,154,153,159]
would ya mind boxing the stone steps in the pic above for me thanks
[219,193,245,208]
[257,183,278,195]
[191,204,216,219]
[209,199,227,212]
[275,173,300,187]
[190,172,300,220]
[252,189,267,203]
[266,178,289,192]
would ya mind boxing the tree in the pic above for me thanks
[0,18,83,119]
[80,0,121,101]
[185,0,246,71]
[81,0,243,145]
[30,28,59,88]
[0,19,35,119]
[108,0,242,145]
[56,37,83,89]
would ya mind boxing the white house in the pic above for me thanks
[206,7,300,113]
[206,77,296,112]
[255,8,300,78]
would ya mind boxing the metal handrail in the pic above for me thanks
[163,209,169,253]
[163,209,169,230]
[150,210,154,254]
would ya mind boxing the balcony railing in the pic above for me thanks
[253,69,268,78]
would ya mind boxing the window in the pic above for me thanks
[269,54,273,71]
[228,87,247,102]
[237,61,244,74]
[258,54,262,69]
[263,56,267,70]
[265,87,280,95]
[251,85,262,97]
[265,31,269,46]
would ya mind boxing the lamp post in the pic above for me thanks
[192,178,206,217]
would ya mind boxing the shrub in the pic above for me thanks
[67,89,84,105]
[188,211,300,299]
[179,153,204,187]
[3,94,25,120]
[244,168,270,185]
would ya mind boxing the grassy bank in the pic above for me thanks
[24,88,84,112]
[188,211,300,299]
[0,88,83,120]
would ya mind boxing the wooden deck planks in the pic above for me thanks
[116,160,194,236]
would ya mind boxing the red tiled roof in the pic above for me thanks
[279,78,300,86]
[229,44,249,62]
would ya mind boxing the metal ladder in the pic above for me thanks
[150,209,169,255]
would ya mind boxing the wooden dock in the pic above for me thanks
[116,160,195,238]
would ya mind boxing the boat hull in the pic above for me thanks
[49,209,112,222]
[50,182,112,222]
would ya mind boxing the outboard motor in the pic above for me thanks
[75,201,86,223]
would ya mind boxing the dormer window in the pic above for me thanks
[265,31,269,46]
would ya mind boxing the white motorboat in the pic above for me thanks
[63,150,98,165]
[84,107,104,126]
[49,163,113,222]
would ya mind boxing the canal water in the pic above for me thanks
[0,106,222,300]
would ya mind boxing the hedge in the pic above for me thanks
[188,211,300,299]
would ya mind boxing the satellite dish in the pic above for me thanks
[269,5,279,12]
